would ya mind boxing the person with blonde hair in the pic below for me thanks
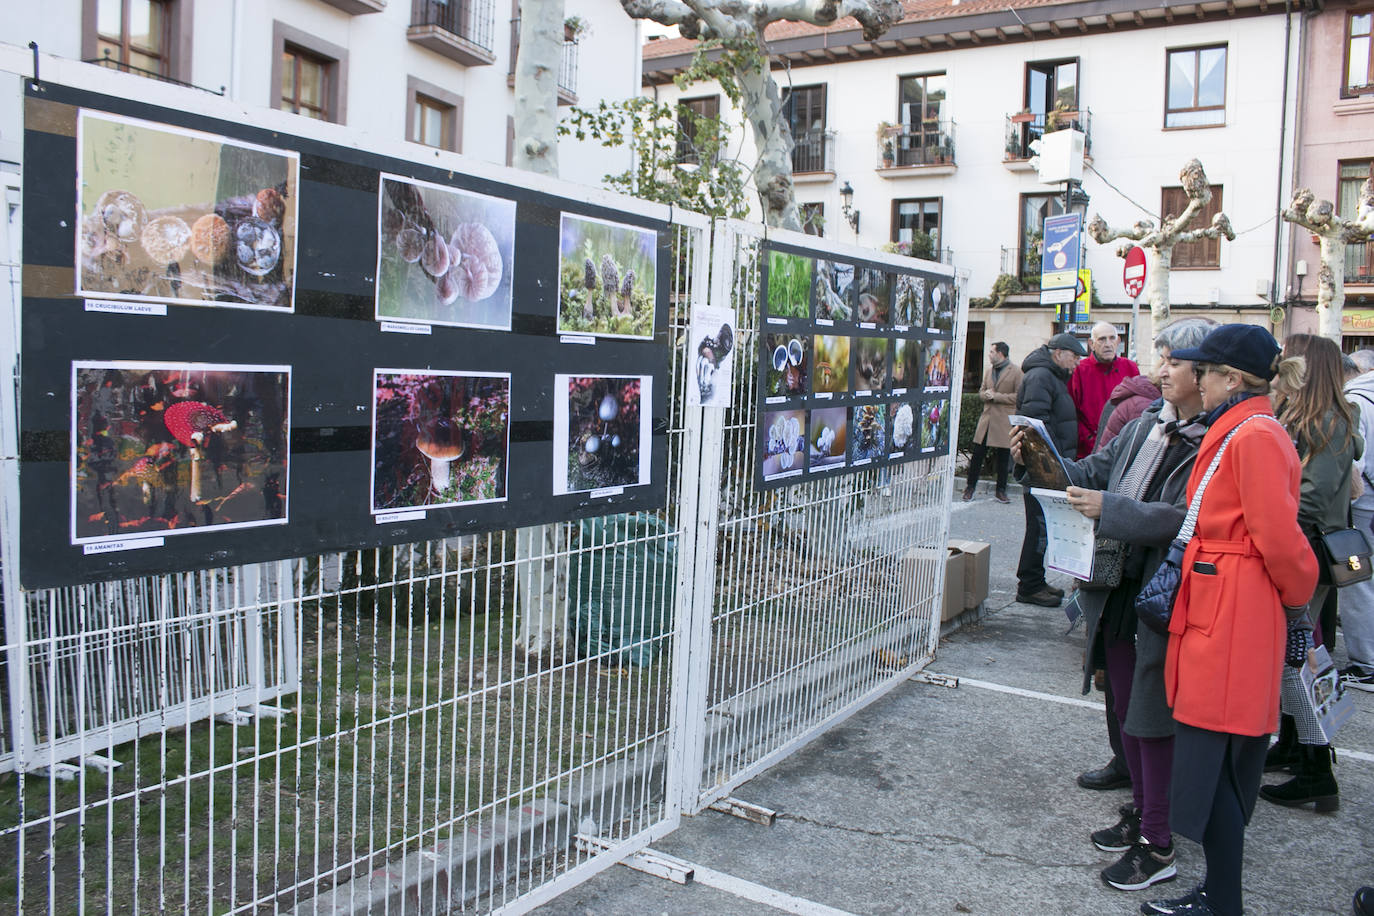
[1139,324,1317,916]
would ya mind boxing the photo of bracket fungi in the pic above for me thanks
[78,111,298,310]
[71,361,290,544]
[372,370,510,512]
[376,175,516,329]
[557,215,658,339]
[555,376,651,494]
[850,403,888,463]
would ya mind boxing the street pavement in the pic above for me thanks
[538,482,1374,916]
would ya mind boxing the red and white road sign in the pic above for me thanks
[1123,246,1147,299]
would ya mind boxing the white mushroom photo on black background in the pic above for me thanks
[375,175,516,330]
[552,375,652,495]
[77,111,298,310]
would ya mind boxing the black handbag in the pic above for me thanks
[1313,527,1374,587]
[1083,537,1126,590]
[1135,416,1266,635]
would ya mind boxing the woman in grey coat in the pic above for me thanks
[1015,318,1213,893]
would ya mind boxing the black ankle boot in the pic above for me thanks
[1264,714,1300,773]
[1259,743,1339,812]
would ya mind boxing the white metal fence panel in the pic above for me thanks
[685,220,967,812]
[0,214,711,914]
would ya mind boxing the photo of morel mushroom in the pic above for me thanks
[375,175,516,330]
[371,370,510,511]
[71,361,290,545]
[77,111,298,310]
[553,375,652,495]
[557,214,658,339]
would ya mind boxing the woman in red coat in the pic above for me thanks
[1141,324,1318,916]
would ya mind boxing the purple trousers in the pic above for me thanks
[1105,638,1174,846]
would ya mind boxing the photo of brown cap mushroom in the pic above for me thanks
[77,111,298,310]
[557,214,658,340]
[72,361,290,545]
[372,370,510,512]
[376,175,516,331]
[553,375,652,495]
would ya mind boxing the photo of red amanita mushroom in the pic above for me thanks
[78,111,298,310]
[372,371,510,512]
[376,175,516,330]
[73,363,290,544]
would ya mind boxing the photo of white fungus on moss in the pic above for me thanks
[371,371,510,512]
[557,214,658,339]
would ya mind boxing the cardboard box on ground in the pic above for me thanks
[905,540,989,622]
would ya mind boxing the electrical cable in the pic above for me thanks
[1086,161,1276,239]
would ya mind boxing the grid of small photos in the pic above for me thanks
[756,242,955,489]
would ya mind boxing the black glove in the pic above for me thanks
[1285,619,1310,669]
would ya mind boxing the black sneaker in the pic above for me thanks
[1091,804,1141,852]
[1141,884,1214,915]
[1101,839,1177,891]
[1341,665,1374,692]
[1016,588,1062,607]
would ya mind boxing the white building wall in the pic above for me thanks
[648,14,1295,311]
[2,0,636,187]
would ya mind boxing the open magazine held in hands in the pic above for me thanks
[1009,415,1072,490]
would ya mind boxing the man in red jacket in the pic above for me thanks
[1069,322,1139,457]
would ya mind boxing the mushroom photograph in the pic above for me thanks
[78,111,298,310]
[375,175,517,330]
[764,333,808,398]
[371,370,511,512]
[891,339,911,389]
[891,403,915,452]
[849,403,888,463]
[923,340,952,392]
[811,335,851,395]
[921,399,950,452]
[71,361,290,544]
[765,250,813,320]
[554,375,652,494]
[814,259,853,322]
[893,273,924,327]
[854,337,890,393]
[856,267,892,325]
[926,278,956,334]
[808,406,848,471]
[557,214,658,339]
[761,409,806,480]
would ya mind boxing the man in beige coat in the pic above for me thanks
[963,342,1022,503]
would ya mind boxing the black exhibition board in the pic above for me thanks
[19,80,671,589]
[755,239,955,491]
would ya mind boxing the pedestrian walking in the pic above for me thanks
[1013,332,1087,607]
[964,342,1023,503]
[1070,321,1140,458]
[1140,324,1317,916]
[1340,353,1374,691]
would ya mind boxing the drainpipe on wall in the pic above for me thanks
[1271,0,1298,323]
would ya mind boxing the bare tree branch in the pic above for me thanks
[1281,178,1374,340]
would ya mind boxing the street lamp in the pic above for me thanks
[840,180,860,234]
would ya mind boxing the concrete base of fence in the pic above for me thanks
[940,600,988,638]
[288,796,571,915]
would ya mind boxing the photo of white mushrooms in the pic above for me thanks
[375,175,517,330]
[557,214,658,339]
[77,111,298,310]
[553,375,652,495]
[371,370,511,512]
[71,361,290,545]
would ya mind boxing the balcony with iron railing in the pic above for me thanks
[1000,244,1043,289]
[84,51,224,95]
[507,19,579,103]
[877,121,956,174]
[1349,241,1374,286]
[790,129,835,182]
[1004,108,1092,166]
[408,0,496,67]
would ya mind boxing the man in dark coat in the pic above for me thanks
[1014,333,1087,607]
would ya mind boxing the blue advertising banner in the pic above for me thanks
[1040,213,1082,291]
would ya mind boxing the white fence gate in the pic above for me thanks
[0,56,964,912]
